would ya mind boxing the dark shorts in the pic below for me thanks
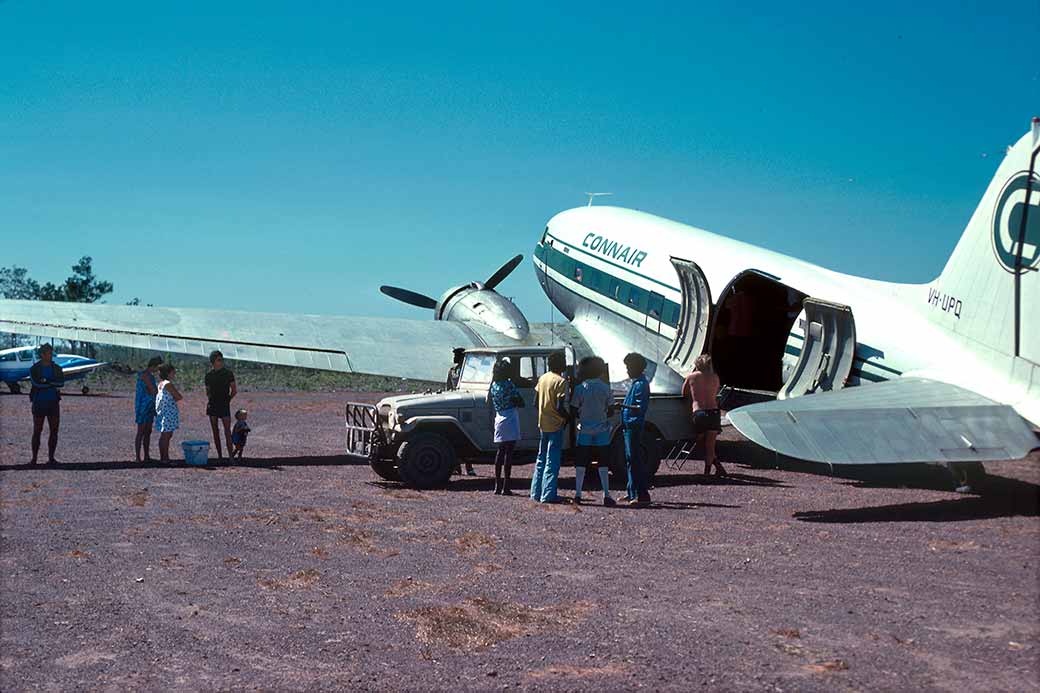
[574,444,609,467]
[693,409,722,435]
[207,401,231,418]
[32,399,60,418]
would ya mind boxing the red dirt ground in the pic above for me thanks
[1,390,1038,691]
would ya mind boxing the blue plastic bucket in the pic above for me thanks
[181,440,210,466]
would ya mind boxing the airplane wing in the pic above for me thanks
[728,378,1039,464]
[0,299,499,383]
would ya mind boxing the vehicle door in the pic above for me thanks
[515,354,547,450]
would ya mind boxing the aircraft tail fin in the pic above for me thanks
[934,119,1040,360]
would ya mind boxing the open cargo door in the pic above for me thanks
[778,298,855,400]
[664,257,712,376]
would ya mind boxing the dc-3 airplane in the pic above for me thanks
[1,120,1038,469]
[0,345,106,394]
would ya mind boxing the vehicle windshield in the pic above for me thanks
[459,353,496,385]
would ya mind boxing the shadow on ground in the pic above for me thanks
[795,475,1039,523]
[0,454,362,472]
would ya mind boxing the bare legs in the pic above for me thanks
[30,413,59,464]
[159,431,174,462]
[702,431,726,476]
[209,416,233,459]
[494,441,515,494]
[135,421,154,462]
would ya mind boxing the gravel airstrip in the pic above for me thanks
[1,389,1037,691]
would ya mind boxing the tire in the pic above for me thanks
[607,430,662,485]
[81,385,90,395]
[7,382,22,394]
[369,461,401,482]
[397,433,456,489]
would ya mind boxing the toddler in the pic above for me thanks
[231,409,251,459]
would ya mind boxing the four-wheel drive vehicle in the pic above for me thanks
[345,346,696,488]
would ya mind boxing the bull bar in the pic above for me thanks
[344,402,388,462]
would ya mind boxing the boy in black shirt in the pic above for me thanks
[205,350,237,459]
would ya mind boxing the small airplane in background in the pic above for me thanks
[0,345,106,395]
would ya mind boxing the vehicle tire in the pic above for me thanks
[397,433,456,489]
[369,461,401,482]
[7,382,22,394]
[607,430,662,485]
[81,385,90,395]
[607,435,628,483]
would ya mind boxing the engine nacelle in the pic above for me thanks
[437,283,529,340]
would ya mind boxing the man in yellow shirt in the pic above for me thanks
[530,351,569,503]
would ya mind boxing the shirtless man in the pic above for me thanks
[682,354,726,477]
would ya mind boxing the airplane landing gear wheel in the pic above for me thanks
[397,433,455,489]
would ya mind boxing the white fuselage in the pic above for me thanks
[532,205,1039,426]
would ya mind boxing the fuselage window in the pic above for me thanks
[574,266,583,282]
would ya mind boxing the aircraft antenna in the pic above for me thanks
[585,192,613,206]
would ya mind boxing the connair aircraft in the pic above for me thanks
[2,121,1038,467]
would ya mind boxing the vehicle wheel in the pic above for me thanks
[645,433,662,481]
[81,385,90,395]
[369,461,401,482]
[7,382,22,394]
[607,431,662,485]
[397,433,456,489]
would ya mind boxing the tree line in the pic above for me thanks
[0,257,129,351]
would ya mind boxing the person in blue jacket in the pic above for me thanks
[29,344,65,465]
[620,352,651,506]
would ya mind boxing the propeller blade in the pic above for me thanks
[484,254,524,290]
[379,286,438,309]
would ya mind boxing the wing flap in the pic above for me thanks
[729,378,1039,464]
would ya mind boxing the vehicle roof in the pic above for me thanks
[465,345,566,355]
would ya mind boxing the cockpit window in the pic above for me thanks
[459,353,496,385]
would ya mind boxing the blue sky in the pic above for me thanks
[1,2,1036,320]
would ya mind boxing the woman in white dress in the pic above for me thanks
[485,358,524,495]
[154,364,184,463]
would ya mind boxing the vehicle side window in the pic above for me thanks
[516,356,548,388]
[0,351,15,362]
[19,350,34,361]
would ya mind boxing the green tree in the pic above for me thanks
[1,257,116,353]
[0,266,41,299]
